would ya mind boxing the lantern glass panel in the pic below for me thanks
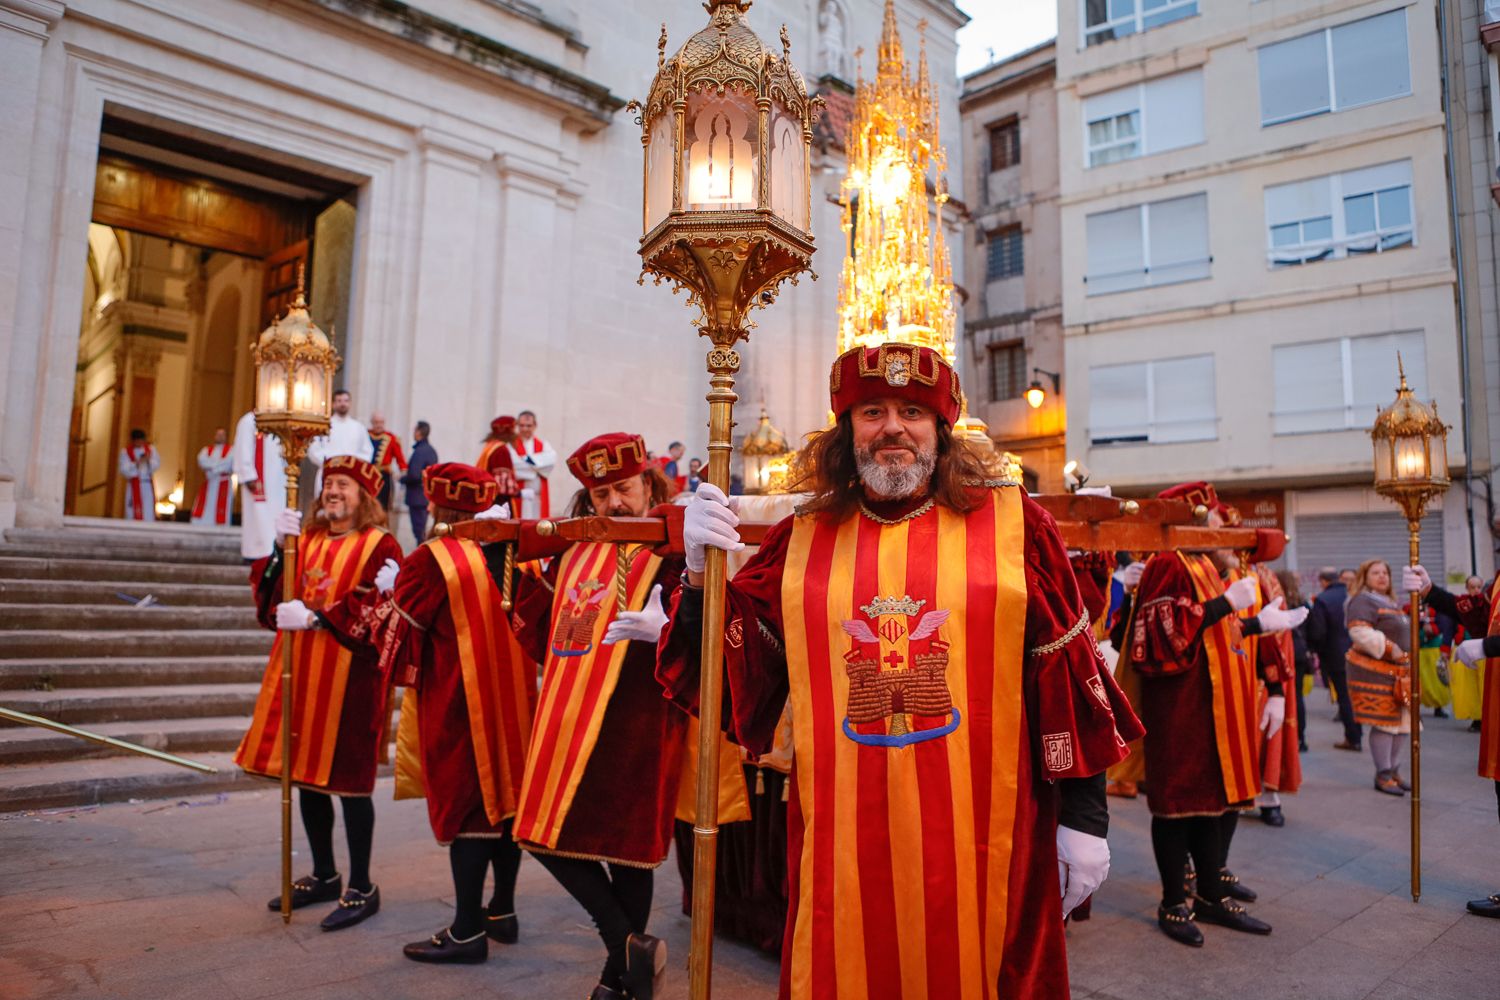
[292,361,328,416]
[1430,435,1449,480]
[770,104,808,231]
[682,85,759,211]
[1393,435,1427,481]
[645,115,676,231]
[1373,438,1393,482]
[257,360,288,413]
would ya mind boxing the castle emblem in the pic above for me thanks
[883,353,911,387]
[552,578,609,658]
[840,593,960,748]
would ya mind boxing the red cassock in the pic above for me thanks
[509,537,689,866]
[658,487,1142,1000]
[379,537,537,843]
[235,527,402,795]
[1128,552,1261,817]
[1451,579,1500,780]
[1249,566,1300,794]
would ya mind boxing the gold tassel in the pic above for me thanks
[755,767,765,797]
[781,776,790,802]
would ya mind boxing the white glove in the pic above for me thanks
[1456,637,1487,668]
[1056,826,1110,920]
[602,584,669,646]
[274,508,302,539]
[1254,596,1307,634]
[275,599,315,631]
[1401,564,1432,595]
[1075,485,1113,497]
[1122,562,1145,590]
[683,483,742,574]
[474,503,510,521]
[1224,576,1259,611]
[374,558,399,595]
[1260,694,1286,740]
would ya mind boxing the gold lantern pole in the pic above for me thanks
[251,270,339,924]
[1370,356,1451,903]
[628,4,818,995]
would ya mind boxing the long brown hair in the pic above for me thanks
[1275,569,1304,607]
[565,467,676,517]
[427,505,474,540]
[308,491,387,536]
[1349,558,1393,597]
[787,413,990,520]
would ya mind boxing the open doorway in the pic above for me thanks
[64,113,359,522]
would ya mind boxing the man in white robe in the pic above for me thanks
[118,429,160,521]
[508,409,557,519]
[191,427,235,526]
[231,409,286,560]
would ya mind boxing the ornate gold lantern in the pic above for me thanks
[1369,356,1449,904]
[741,407,791,494]
[630,4,818,994]
[251,272,339,925]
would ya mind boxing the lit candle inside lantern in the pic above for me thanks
[292,378,312,412]
[268,381,287,411]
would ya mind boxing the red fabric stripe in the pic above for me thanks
[964,501,998,943]
[905,513,961,997]
[853,516,903,992]
[802,517,841,997]
[300,536,349,775]
[780,767,805,999]
[215,476,231,523]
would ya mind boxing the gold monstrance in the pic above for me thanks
[1369,357,1450,903]
[628,3,819,995]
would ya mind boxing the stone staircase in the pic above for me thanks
[0,519,270,811]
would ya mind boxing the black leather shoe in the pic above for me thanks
[1219,870,1257,903]
[267,873,341,911]
[622,933,667,1000]
[1334,740,1362,752]
[589,986,628,1000]
[1182,864,1197,899]
[1391,769,1412,792]
[1259,806,1285,827]
[486,911,518,944]
[320,885,380,931]
[1156,903,1203,947]
[1194,896,1272,935]
[1466,893,1500,918]
[403,927,488,963]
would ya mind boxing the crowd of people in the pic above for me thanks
[184,342,1497,999]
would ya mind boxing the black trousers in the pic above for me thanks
[534,853,653,989]
[299,788,374,891]
[1294,656,1311,743]
[409,505,429,542]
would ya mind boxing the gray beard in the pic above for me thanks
[855,445,937,500]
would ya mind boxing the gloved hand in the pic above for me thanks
[1075,485,1113,497]
[1401,564,1432,595]
[1254,596,1308,634]
[1224,576,1259,611]
[275,599,315,631]
[274,508,302,539]
[602,584,669,646]
[474,503,510,521]
[1056,826,1110,920]
[1456,637,1487,668]
[1122,562,1145,590]
[374,558,399,595]
[1260,694,1285,739]
[683,483,742,574]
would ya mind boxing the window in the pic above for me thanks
[1083,0,1198,47]
[1265,161,1413,266]
[987,226,1024,280]
[1084,70,1204,167]
[1084,193,1210,295]
[1088,355,1217,444]
[989,118,1020,171]
[989,341,1027,401]
[1258,10,1410,126]
[1272,331,1426,434]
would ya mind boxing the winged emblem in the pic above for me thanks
[840,618,880,644]
[908,609,950,641]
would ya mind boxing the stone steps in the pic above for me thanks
[0,541,240,565]
[0,655,267,690]
[0,628,271,659]
[0,683,263,726]
[0,602,260,631]
[0,577,251,606]
[0,555,248,586]
[0,750,255,812]
[0,715,251,765]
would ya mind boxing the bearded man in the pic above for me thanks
[658,342,1142,1000]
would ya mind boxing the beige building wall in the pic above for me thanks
[1055,0,1486,581]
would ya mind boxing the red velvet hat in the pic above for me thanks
[567,433,649,487]
[423,462,500,514]
[490,415,516,438]
[829,342,962,425]
[1157,480,1239,522]
[323,455,382,499]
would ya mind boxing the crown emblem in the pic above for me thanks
[860,594,926,618]
[590,456,607,477]
[883,353,910,387]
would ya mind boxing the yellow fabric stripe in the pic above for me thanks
[826,516,866,1000]
[781,517,818,1000]
[1181,554,1258,804]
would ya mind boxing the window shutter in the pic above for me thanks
[1258,31,1330,124]
[1272,339,1344,433]
[1331,10,1410,110]
[1142,69,1204,154]
[1151,354,1216,442]
[1089,362,1150,443]
[1086,206,1145,293]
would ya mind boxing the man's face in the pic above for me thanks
[1466,576,1485,596]
[517,414,536,440]
[670,443,685,460]
[849,398,939,500]
[332,392,351,417]
[587,474,650,517]
[1206,510,1238,574]
[1340,570,1356,588]
[320,473,361,528]
[212,428,227,445]
[689,459,702,474]
[413,425,426,441]
[369,412,385,433]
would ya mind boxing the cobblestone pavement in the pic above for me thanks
[1,712,1497,1000]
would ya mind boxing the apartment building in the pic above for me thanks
[959,41,1066,492]
[1055,0,1490,580]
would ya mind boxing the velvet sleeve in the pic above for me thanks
[1069,551,1112,625]
[249,550,280,630]
[1023,497,1144,781]
[656,515,793,757]
[316,532,403,654]
[1451,590,1494,638]
[377,543,447,688]
[1128,555,1209,677]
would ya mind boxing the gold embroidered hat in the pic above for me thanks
[423,462,500,514]
[829,342,962,424]
[566,433,650,488]
[323,455,382,499]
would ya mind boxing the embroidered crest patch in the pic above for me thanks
[1043,732,1074,773]
[840,594,960,748]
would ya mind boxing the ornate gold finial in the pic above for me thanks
[434,522,450,537]
[780,23,790,61]
[1121,499,1140,516]
[657,23,668,67]
[291,261,308,313]
[1397,351,1409,390]
[536,519,557,537]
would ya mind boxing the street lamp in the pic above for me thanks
[629,4,818,995]
[1026,367,1060,409]
[1369,356,1450,904]
[251,270,339,924]
[741,407,790,494]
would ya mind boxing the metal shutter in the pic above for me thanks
[1293,511,1443,576]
